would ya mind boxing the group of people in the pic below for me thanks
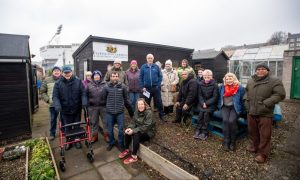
[40,53,285,164]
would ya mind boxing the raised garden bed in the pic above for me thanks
[0,137,59,180]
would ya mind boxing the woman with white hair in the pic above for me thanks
[82,71,92,88]
[194,69,219,140]
[161,60,179,115]
[218,73,245,151]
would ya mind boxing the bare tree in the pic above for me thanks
[267,31,287,45]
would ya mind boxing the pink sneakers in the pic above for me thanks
[123,155,138,164]
[118,149,130,159]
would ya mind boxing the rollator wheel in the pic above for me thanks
[87,153,94,163]
[59,160,66,172]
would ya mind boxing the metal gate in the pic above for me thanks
[291,57,300,99]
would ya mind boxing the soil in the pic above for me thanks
[125,101,300,179]
[0,146,26,180]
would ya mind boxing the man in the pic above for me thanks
[244,64,285,163]
[40,66,62,140]
[102,72,134,151]
[104,59,128,85]
[139,54,165,121]
[53,66,88,150]
[173,70,198,123]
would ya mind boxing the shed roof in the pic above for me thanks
[192,49,229,60]
[0,33,30,59]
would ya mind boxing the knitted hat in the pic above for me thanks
[92,70,102,79]
[113,59,122,64]
[130,60,137,65]
[165,59,172,66]
[52,66,61,72]
[255,64,270,71]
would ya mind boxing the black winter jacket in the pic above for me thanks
[177,74,198,106]
[102,81,133,115]
[198,79,219,112]
[86,80,107,107]
[53,76,87,114]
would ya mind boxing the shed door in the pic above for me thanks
[291,57,300,99]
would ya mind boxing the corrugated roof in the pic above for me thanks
[0,33,30,59]
[192,49,228,60]
[230,44,288,61]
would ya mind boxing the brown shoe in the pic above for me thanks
[255,154,266,163]
[91,135,98,143]
[104,133,110,143]
[247,146,257,153]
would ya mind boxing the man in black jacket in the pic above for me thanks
[53,66,87,150]
[173,71,198,123]
[102,71,134,151]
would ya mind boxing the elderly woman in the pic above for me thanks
[218,73,245,151]
[126,60,140,111]
[161,60,179,115]
[118,98,155,164]
[194,69,219,140]
[177,59,196,86]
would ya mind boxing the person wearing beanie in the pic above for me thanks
[126,60,140,111]
[40,66,62,140]
[161,59,179,115]
[244,64,285,163]
[82,71,92,88]
[104,58,128,85]
[86,70,110,143]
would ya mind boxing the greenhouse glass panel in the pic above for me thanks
[277,61,283,79]
[269,61,277,77]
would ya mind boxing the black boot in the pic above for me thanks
[229,141,236,151]
[223,141,230,151]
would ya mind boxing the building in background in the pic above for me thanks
[287,33,300,50]
[40,43,80,72]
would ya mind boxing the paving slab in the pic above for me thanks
[97,161,132,180]
[68,169,102,180]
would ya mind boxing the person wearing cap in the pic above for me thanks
[86,70,109,143]
[161,59,179,115]
[126,60,140,111]
[53,66,88,150]
[82,71,92,89]
[104,59,128,85]
[244,64,285,163]
[41,66,62,140]
[139,54,165,122]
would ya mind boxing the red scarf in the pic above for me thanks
[224,84,239,97]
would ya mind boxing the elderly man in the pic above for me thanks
[139,54,165,122]
[104,59,128,85]
[173,70,198,124]
[244,64,285,163]
[41,66,62,140]
[53,66,88,150]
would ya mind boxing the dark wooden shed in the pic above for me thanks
[191,49,229,83]
[0,33,36,140]
[73,36,194,80]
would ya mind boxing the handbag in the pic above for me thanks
[170,84,177,92]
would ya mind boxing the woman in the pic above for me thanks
[82,71,92,88]
[218,73,245,151]
[161,60,179,115]
[126,60,140,111]
[194,69,219,140]
[177,59,196,86]
[118,98,155,164]
[86,70,109,143]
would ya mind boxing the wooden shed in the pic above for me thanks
[72,36,194,80]
[191,49,229,83]
[0,33,36,140]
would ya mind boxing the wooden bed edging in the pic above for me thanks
[25,147,29,180]
[113,127,199,180]
[45,137,61,180]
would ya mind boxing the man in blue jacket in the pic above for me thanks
[139,54,165,122]
[53,66,88,150]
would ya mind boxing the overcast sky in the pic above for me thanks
[0,0,299,61]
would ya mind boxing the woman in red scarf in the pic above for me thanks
[218,73,245,151]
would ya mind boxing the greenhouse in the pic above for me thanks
[229,44,288,85]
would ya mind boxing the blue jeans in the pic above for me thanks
[106,112,124,148]
[49,107,59,136]
[129,92,140,112]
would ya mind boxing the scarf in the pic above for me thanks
[224,84,239,97]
